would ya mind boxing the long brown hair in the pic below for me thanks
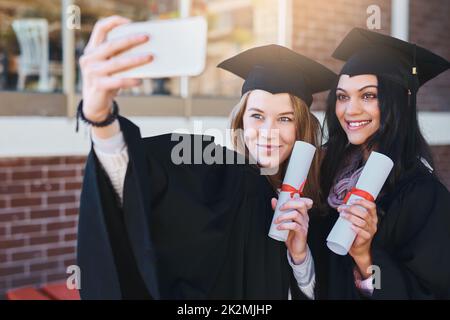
[229,91,323,205]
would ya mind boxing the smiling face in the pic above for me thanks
[335,74,381,146]
[242,90,297,168]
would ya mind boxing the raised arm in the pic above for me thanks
[80,15,153,139]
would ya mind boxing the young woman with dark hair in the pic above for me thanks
[314,28,450,299]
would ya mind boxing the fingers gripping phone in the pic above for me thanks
[107,16,207,78]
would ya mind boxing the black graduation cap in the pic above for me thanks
[332,28,450,93]
[217,44,337,107]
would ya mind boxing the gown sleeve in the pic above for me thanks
[305,209,335,300]
[369,174,450,299]
[78,115,160,299]
[315,167,450,300]
[287,246,316,299]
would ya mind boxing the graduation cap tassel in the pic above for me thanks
[76,111,80,133]
[410,87,417,110]
[407,84,418,111]
[409,44,419,110]
[75,99,83,133]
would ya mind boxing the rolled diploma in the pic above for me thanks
[269,141,316,242]
[326,151,393,255]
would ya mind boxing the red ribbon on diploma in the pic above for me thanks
[281,180,306,198]
[343,187,375,203]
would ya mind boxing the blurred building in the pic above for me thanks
[0,0,449,298]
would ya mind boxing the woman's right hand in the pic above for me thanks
[80,16,154,122]
[271,196,312,264]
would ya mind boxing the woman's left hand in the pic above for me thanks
[338,198,378,277]
[271,197,313,264]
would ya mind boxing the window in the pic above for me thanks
[190,0,279,97]
[0,0,63,92]
[0,0,283,115]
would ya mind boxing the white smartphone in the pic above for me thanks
[106,16,207,78]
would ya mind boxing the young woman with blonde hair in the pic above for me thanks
[77,16,336,299]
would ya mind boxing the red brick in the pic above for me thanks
[64,258,77,267]
[11,224,42,234]
[30,182,60,193]
[431,146,450,190]
[11,276,42,288]
[0,158,27,167]
[0,226,6,236]
[0,253,8,263]
[409,0,450,111]
[64,157,87,165]
[64,182,82,191]
[0,184,26,194]
[0,210,26,222]
[30,208,61,220]
[47,169,77,179]
[0,265,25,276]
[46,273,67,283]
[10,196,41,208]
[12,250,44,261]
[0,171,7,181]
[47,246,75,257]
[0,198,7,208]
[63,233,77,242]
[0,238,25,249]
[30,261,59,272]
[47,195,76,205]
[47,221,76,232]
[11,170,42,180]
[29,235,59,246]
[28,157,62,166]
[64,207,79,216]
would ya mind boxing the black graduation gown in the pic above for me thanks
[311,161,450,299]
[77,115,306,300]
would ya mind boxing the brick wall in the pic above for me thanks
[1,147,449,298]
[410,0,450,112]
[0,157,85,298]
[292,0,391,111]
